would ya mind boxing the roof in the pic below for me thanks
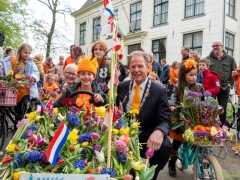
[80,0,95,10]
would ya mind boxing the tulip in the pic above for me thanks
[84,120,91,126]
[95,106,107,118]
[93,144,102,151]
[25,130,33,137]
[210,127,217,137]
[145,148,154,159]
[81,142,89,147]
[112,129,119,135]
[57,159,64,165]
[96,166,103,172]
[2,156,12,163]
[87,169,94,173]
[95,150,105,162]
[119,134,131,145]
[14,146,20,151]
[131,121,141,129]
[117,31,122,38]
[118,53,123,60]
[33,134,45,147]
[132,160,145,171]
[69,146,75,152]
[123,174,133,180]
[57,113,65,121]
[90,133,100,140]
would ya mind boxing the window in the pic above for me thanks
[128,43,141,54]
[183,31,203,55]
[93,17,101,42]
[152,39,166,62]
[153,0,168,26]
[226,0,235,17]
[80,23,86,45]
[185,0,204,18]
[130,1,142,31]
[225,32,234,56]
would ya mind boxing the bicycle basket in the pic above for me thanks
[0,87,17,106]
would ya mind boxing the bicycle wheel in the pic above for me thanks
[193,154,223,180]
[0,119,7,152]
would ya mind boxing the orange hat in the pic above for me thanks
[77,55,98,76]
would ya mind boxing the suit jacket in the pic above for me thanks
[117,79,171,138]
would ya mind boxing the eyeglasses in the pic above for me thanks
[65,72,77,77]
[212,45,222,48]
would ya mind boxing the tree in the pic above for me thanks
[32,0,73,59]
[0,0,30,50]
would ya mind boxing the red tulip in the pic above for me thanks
[57,159,64,165]
[2,156,12,163]
[87,169,94,173]
[69,146,75,152]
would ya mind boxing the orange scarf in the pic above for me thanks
[10,58,29,103]
[75,86,93,110]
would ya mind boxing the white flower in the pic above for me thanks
[95,150,105,162]
[135,176,140,180]
[57,113,65,121]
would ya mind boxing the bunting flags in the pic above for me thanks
[104,0,115,20]
[94,24,114,36]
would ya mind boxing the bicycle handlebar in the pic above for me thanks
[68,90,95,104]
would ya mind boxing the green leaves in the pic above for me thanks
[140,165,158,180]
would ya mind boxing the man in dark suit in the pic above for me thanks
[116,51,172,180]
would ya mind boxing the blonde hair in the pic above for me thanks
[189,51,201,61]
[16,43,32,64]
[45,74,55,83]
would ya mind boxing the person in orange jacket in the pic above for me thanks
[62,44,76,70]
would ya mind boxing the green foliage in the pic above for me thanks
[0,0,29,50]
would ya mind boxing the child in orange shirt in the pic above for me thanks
[43,74,59,93]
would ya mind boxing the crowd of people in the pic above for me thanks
[0,39,238,179]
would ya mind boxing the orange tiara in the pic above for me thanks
[184,59,198,70]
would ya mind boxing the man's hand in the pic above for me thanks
[147,129,164,151]
[169,106,176,113]
[232,71,238,77]
[94,93,104,103]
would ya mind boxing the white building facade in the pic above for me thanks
[72,0,240,65]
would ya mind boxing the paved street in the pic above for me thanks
[1,129,240,180]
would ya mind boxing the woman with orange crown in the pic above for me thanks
[167,59,205,177]
[54,56,107,109]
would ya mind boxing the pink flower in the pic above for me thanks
[16,119,29,128]
[114,140,128,153]
[33,134,45,147]
[90,133,100,140]
[145,148,154,159]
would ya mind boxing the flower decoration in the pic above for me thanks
[184,59,198,70]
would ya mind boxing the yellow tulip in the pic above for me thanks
[36,116,42,123]
[7,70,14,75]
[13,171,28,180]
[210,127,217,137]
[131,129,136,135]
[131,121,141,129]
[53,108,58,114]
[112,129,119,135]
[57,113,64,121]
[132,160,146,171]
[68,129,79,145]
[120,127,129,135]
[26,112,36,121]
[14,74,21,79]
[81,142,89,147]
[95,106,107,118]
[6,144,16,152]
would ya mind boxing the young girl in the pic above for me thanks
[43,74,59,93]
[91,41,110,87]
[0,43,39,120]
[54,56,107,109]
[168,59,204,177]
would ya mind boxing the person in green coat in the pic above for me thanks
[54,56,107,109]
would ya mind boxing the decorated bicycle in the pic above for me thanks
[171,89,233,180]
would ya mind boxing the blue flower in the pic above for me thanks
[78,132,91,143]
[116,119,124,129]
[74,158,85,170]
[117,153,127,164]
[101,168,117,177]
[81,148,87,158]
[25,150,41,163]
[27,125,39,132]
[13,153,23,169]
[67,113,80,127]
[21,132,27,139]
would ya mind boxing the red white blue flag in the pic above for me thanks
[46,122,69,166]
[104,0,115,20]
